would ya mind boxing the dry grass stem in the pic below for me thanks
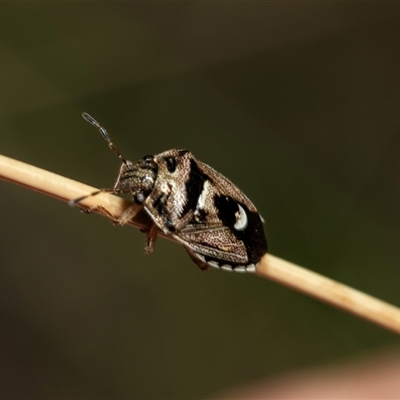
[1,154,400,334]
[256,256,400,334]
[0,154,154,232]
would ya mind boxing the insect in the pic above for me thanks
[71,113,268,273]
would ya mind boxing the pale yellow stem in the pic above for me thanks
[257,255,400,334]
[1,154,400,334]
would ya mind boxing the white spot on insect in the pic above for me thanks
[234,266,246,273]
[197,180,211,209]
[246,264,256,273]
[208,260,219,268]
[220,265,233,272]
[196,254,205,261]
[234,204,248,231]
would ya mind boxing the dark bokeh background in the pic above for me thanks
[1,4,400,399]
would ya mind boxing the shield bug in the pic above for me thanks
[71,113,268,272]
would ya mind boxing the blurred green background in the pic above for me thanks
[1,3,400,399]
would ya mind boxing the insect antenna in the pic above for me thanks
[69,113,127,207]
[68,188,117,207]
[82,112,127,165]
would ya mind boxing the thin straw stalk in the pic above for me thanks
[1,154,400,334]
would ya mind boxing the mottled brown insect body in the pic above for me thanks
[73,113,268,273]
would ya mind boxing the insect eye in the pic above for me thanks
[134,192,145,204]
[164,156,177,173]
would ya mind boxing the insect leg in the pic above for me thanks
[117,204,142,225]
[144,223,159,255]
[184,247,210,271]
